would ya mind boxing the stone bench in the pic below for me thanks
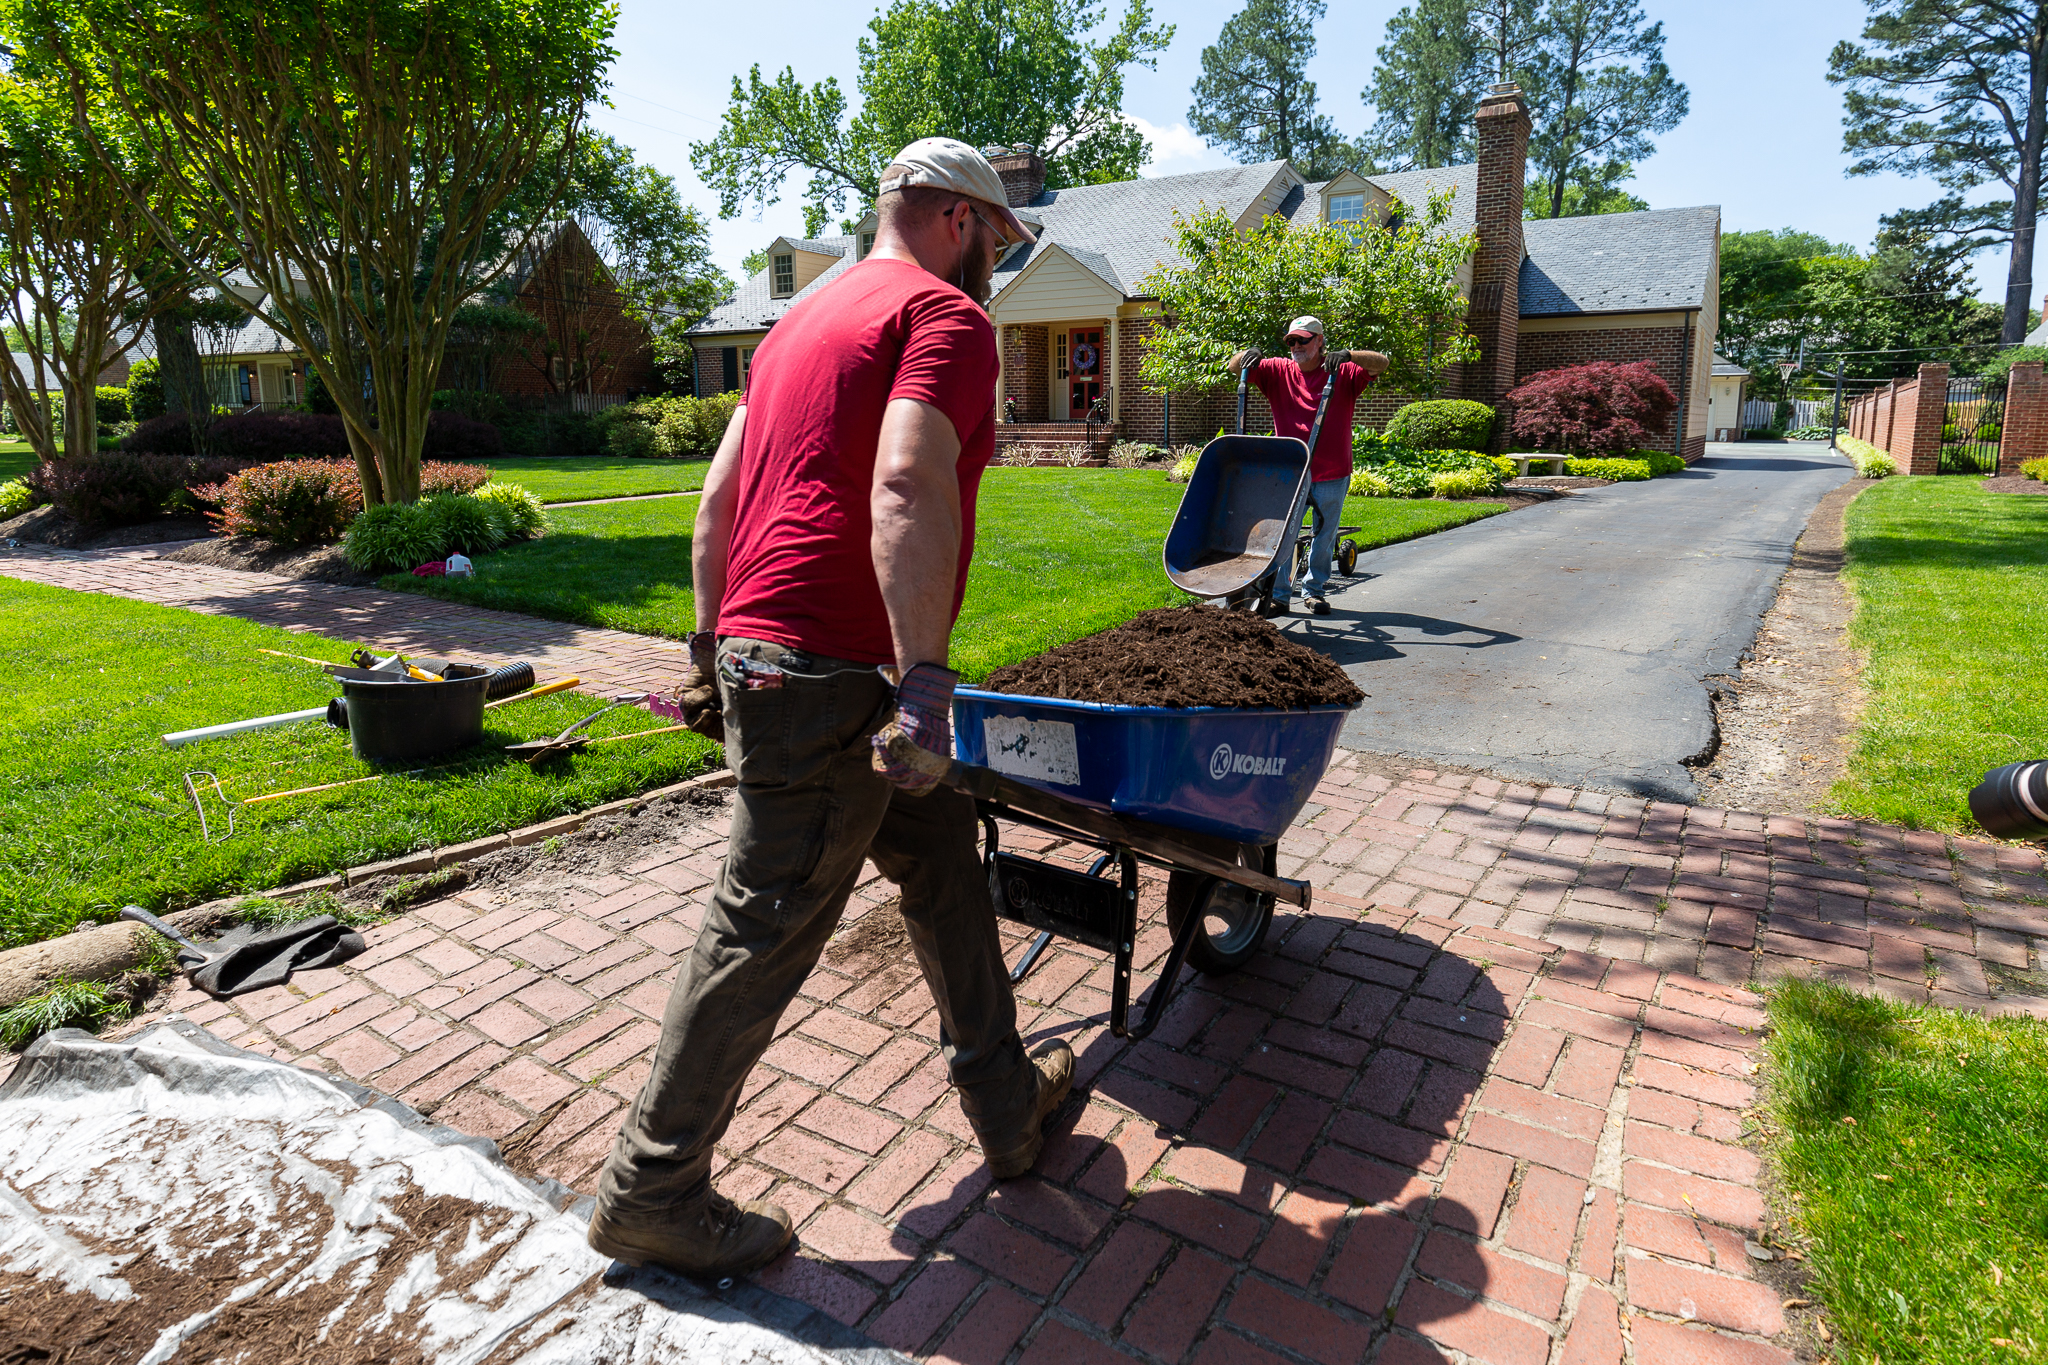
[1508,453,1571,477]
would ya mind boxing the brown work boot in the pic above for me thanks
[586,1188,793,1278]
[977,1039,1076,1178]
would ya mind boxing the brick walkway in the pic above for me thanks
[0,543,692,696]
[108,752,2048,1365]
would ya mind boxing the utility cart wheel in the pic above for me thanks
[1165,838,1279,975]
[1337,539,1359,576]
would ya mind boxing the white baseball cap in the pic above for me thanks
[879,137,1037,247]
[1285,316,1326,342]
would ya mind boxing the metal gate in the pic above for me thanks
[1943,377,2003,473]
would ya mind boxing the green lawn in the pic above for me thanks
[0,576,721,949]
[0,440,36,483]
[388,468,1508,681]
[1836,477,2048,830]
[472,455,709,503]
[1762,979,2048,1360]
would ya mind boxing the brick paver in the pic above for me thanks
[0,543,691,695]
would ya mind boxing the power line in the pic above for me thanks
[612,91,718,128]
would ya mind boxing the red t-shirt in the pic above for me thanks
[1250,357,1375,482]
[716,258,998,664]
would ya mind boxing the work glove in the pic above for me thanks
[1325,348,1352,369]
[870,662,958,796]
[1227,348,1257,374]
[679,630,723,743]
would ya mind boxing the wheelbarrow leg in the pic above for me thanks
[1010,930,1054,985]
[1124,872,1208,1041]
[1107,851,1141,1038]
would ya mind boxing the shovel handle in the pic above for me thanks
[485,677,581,709]
[119,905,205,956]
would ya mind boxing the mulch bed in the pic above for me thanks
[1981,475,2048,496]
[983,605,1364,708]
[0,504,213,550]
[158,536,379,586]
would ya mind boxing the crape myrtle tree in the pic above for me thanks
[693,0,1172,236]
[1188,0,1354,181]
[1135,189,1479,398]
[1829,0,2048,344]
[25,0,617,505]
[0,40,189,461]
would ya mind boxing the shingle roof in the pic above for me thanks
[2025,317,2048,346]
[693,233,862,335]
[1712,353,1750,377]
[1519,207,1721,316]
[1362,164,1480,237]
[778,237,848,257]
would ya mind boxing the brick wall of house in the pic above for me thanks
[2000,362,2047,475]
[493,229,658,400]
[1003,324,1049,422]
[1514,325,1691,457]
[1108,316,1273,447]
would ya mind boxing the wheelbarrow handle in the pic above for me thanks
[875,728,1311,908]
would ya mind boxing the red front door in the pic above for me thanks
[1068,329,1102,419]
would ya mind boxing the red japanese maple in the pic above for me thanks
[1504,361,1678,455]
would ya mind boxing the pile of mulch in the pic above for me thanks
[0,504,213,550]
[983,605,1364,708]
[159,535,378,586]
[1981,475,2047,496]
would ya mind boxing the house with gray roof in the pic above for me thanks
[687,84,1723,460]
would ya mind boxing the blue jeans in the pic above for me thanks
[1273,476,1348,603]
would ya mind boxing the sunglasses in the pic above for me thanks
[1287,337,1320,349]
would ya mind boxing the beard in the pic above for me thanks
[960,238,997,308]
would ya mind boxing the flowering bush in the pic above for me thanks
[1505,361,1677,455]
[199,459,362,543]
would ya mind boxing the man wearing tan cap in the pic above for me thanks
[1229,318,1389,615]
[587,138,1072,1280]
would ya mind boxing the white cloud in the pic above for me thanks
[1124,115,1234,177]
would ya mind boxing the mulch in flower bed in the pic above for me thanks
[1981,475,2048,496]
[0,504,214,550]
[158,536,378,586]
[982,604,1364,708]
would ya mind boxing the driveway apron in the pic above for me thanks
[1284,444,1852,802]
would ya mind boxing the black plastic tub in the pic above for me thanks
[338,661,491,764]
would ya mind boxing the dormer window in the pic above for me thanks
[860,231,876,258]
[1329,193,1366,223]
[772,252,795,296]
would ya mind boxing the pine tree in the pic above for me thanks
[1359,0,1484,170]
[1187,0,1353,179]
[1523,0,1686,220]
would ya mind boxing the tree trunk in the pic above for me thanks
[61,373,97,460]
[152,312,211,456]
[2004,28,2048,343]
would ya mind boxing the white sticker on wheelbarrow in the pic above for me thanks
[984,716,1081,785]
[1209,742,1286,779]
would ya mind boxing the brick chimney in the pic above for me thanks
[1467,83,1531,420]
[987,146,1046,207]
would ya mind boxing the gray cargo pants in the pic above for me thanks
[597,637,1033,1225]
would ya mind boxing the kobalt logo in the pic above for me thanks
[1209,742,1286,780]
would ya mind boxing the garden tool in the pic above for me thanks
[484,676,581,709]
[503,694,645,763]
[119,904,366,1000]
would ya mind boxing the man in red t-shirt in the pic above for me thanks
[1229,317,1389,615]
[590,140,1072,1279]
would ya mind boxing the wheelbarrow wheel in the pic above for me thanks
[1337,539,1358,576]
[1164,838,1278,975]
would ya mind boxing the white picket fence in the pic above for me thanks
[1741,397,1833,431]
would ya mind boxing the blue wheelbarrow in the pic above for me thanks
[897,681,1354,1040]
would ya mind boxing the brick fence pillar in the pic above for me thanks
[2000,361,2047,475]
[1903,362,1949,475]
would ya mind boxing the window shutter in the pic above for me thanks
[722,347,740,392]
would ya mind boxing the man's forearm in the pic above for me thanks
[872,398,963,671]
[691,406,748,633]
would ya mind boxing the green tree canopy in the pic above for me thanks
[692,0,1171,237]
[25,0,617,504]
[1522,163,1646,217]
[1828,0,2048,343]
[1188,0,1354,181]
[1359,0,1484,171]
[1136,190,1478,397]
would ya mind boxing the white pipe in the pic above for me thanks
[163,707,329,748]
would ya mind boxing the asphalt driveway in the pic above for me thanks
[1282,442,1853,801]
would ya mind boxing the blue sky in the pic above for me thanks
[589,0,2018,305]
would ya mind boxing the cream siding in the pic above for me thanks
[988,247,1124,325]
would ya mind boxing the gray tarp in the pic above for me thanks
[0,1019,904,1364]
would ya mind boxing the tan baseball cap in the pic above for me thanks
[879,137,1037,247]
[1285,316,1326,342]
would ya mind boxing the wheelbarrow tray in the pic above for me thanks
[953,686,1351,845]
[1163,433,1312,600]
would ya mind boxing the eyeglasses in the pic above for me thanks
[963,203,1020,251]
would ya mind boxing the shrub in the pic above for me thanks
[343,501,442,572]
[2022,456,2048,482]
[27,453,255,527]
[1562,457,1653,481]
[647,390,741,458]
[1785,423,1839,441]
[1385,399,1496,452]
[605,412,660,458]
[1974,423,2003,442]
[1505,361,1677,455]
[128,357,164,421]
[1168,449,1200,483]
[1348,468,1393,497]
[1430,467,1497,498]
[424,410,504,461]
[1837,435,1897,478]
[471,481,549,540]
[420,461,493,496]
[1745,427,1781,440]
[95,386,130,426]
[0,477,38,519]
[202,459,362,544]
[119,411,206,455]
[1353,441,1505,497]
[418,493,505,556]
[206,410,352,460]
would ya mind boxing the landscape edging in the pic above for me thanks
[0,768,738,1015]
